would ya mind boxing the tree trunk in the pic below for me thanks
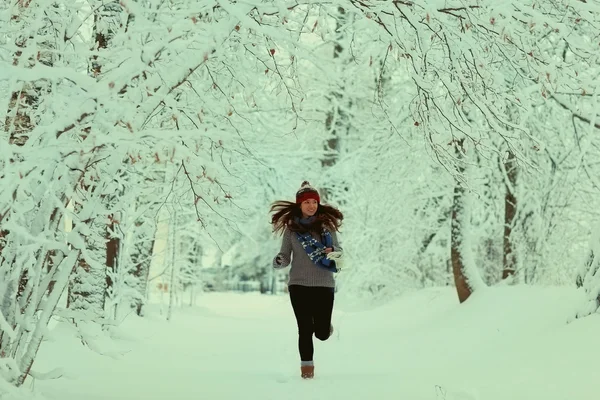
[576,227,600,317]
[166,211,177,321]
[502,151,517,279]
[322,6,345,170]
[1,2,66,373]
[133,231,156,317]
[15,250,80,386]
[4,1,53,316]
[67,0,122,317]
[67,244,106,317]
[105,215,119,317]
[321,7,351,202]
[93,1,121,310]
[450,139,472,303]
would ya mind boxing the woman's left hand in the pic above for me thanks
[325,247,332,253]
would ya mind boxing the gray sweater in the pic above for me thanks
[273,227,343,288]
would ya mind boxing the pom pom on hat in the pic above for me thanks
[296,181,320,204]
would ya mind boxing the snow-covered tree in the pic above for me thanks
[2,0,600,391]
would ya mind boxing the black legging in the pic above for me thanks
[288,284,334,362]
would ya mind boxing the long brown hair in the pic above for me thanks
[270,200,343,235]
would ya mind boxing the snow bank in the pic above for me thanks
[11,285,598,400]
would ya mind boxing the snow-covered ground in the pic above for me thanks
[8,285,600,400]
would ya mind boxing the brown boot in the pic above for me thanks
[300,365,314,379]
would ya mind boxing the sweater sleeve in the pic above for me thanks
[273,228,293,269]
[331,230,343,253]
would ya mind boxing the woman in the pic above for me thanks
[270,181,344,379]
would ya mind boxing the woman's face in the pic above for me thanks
[300,199,318,218]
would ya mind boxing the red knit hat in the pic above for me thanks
[296,181,320,204]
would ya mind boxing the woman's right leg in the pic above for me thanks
[288,285,314,362]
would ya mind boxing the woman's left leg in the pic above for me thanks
[312,287,334,341]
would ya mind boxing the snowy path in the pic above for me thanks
[32,287,600,400]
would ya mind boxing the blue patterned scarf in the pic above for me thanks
[295,217,338,273]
